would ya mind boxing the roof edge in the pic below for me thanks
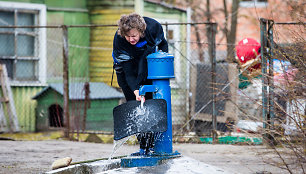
[144,0,186,12]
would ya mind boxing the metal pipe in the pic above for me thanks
[209,23,217,143]
[0,22,217,29]
[260,18,268,130]
[268,20,275,128]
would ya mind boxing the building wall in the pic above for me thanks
[0,0,90,132]
[12,86,44,132]
[35,90,119,132]
[87,0,134,86]
[85,99,118,132]
[237,0,301,43]
[45,0,90,81]
[144,1,188,126]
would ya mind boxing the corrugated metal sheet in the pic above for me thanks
[33,82,124,100]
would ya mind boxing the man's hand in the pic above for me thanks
[134,90,145,101]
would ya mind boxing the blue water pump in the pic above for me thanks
[140,51,175,154]
[121,51,180,167]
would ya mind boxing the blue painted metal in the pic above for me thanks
[121,152,181,168]
[140,51,175,154]
[138,85,158,96]
[121,51,179,168]
[146,51,175,79]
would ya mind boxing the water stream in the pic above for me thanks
[108,136,131,161]
[140,96,144,109]
[109,98,147,161]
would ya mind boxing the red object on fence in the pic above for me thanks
[236,38,261,70]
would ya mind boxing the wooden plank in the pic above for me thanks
[0,102,8,132]
[0,64,19,132]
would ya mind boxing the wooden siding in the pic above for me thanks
[88,7,134,87]
[11,86,45,132]
[1,0,90,132]
[34,89,119,132]
[85,99,117,131]
[0,0,87,9]
[87,0,134,9]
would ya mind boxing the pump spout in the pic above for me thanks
[139,85,159,96]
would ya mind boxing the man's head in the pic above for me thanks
[118,13,146,45]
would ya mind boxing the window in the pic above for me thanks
[0,2,46,85]
[240,0,268,8]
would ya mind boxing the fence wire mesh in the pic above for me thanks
[0,21,304,150]
[0,23,253,136]
[258,20,305,174]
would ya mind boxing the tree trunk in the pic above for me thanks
[195,24,204,62]
[226,0,239,63]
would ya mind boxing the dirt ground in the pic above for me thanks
[0,139,293,174]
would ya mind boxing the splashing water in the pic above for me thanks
[135,105,146,116]
[108,136,130,161]
[109,98,163,161]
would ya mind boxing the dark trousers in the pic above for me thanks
[116,71,155,151]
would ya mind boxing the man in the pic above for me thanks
[112,13,168,155]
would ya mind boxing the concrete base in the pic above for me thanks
[45,156,230,174]
[45,159,121,174]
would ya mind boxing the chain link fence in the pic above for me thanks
[0,21,304,148]
[0,22,249,137]
[258,19,305,174]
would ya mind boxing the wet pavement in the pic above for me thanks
[0,140,288,174]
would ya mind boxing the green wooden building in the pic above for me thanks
[33,82,123,132]
[0,0,188,132]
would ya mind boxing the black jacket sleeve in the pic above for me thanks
[120,60,138,92]
[113,32,132,64]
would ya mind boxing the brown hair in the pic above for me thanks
[117,13,146,38]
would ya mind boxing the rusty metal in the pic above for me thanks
[260,18,268,131]
[0,22,217,29]
[82,82,90,131]
[208,23,217,142]
[62,25,70,138]
[267,20,275,128]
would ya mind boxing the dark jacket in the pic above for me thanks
[112,17,168,91]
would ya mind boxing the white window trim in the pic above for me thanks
[0,1,47,86]
[240,0,268,8]
[157,18,181,88]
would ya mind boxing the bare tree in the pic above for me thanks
[222,0,239,63]
[183,0,239,62]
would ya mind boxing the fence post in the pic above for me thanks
[260,18,268,131]
[267,20,275,128]
[260,18,276,145]
[209,23,217,142]
[62,25,70,139]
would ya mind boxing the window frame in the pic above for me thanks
[240,0,268,8]
[0,1,46,86]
